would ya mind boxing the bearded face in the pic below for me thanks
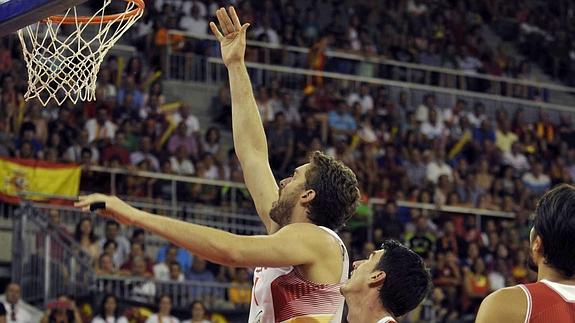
[269,183,302,227]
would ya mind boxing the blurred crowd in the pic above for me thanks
[1,282,224,323]
[143,0,575,99]
[249,79,574,321]
[1,0,575,322]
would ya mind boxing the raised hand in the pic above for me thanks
[209,7,250,67]
[74,193,137,225]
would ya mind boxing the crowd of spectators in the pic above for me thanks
[138,0,566,100]
[45,210,249,322]
[0,282,221,323]
[248,75,575,321]
[2,0,575,322]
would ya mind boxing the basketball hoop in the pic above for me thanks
[17,0,145,106]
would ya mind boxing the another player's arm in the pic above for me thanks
[75,195,325,268]
[210,7,279,234]
[475,286,527,323]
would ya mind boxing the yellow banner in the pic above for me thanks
[0,157,81,203]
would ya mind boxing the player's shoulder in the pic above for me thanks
[476,286,528,323]
[276,223,340,247]
[277,222,328,234]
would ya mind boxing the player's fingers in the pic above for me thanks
[220,7,236,33]
[229,6,242,30]
[216,9,230,35]
[74,195,92,208]
[240,23,250,33]
[209,22,224,41]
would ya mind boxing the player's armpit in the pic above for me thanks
[476,286,527,323]
[228,223,334,268]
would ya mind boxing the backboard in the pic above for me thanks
[0,0,88,37]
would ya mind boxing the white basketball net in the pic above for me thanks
[17,0,143,106]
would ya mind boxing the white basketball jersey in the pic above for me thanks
[248,226,349,323]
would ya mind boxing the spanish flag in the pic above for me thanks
[0,157,81,204]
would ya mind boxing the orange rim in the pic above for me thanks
[44,0,145,24]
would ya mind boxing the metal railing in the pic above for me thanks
[366,198,515,242]
[81,165,266,236]
[94,275,240,310]
[167,30,575,105]
[11,203,95,307]
[80,167,518,242]
[166,53,574,121]
[10,203,252,313]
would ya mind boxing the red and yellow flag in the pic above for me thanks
[0,157,81,204]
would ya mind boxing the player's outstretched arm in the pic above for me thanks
[75,194,331,268]
[475,286,527,323]
[210,7,279,234]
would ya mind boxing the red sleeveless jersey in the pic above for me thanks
[519,280,575,323]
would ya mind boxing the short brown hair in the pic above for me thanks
[304,151,359,230]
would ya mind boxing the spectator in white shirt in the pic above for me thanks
[64,129,100,164]
[457,46,482,75]
[131,257,157,301]
[180,5,208,35]
[91,295,129,323]
[358,84,374,113]
[130,136,160,171]
[502,142,530,172]
[426,150,453,183]
[1,283,31,323]
[145,296,179,323]
[416,94,438,123]
[85,107,116,143]
[407,0,428,16]
[154,246,184,281]
[443,99,466,127]
[421,108,447,140]
[522,162,551,195]
[488,259,507,292]
[168,262,185,282]
[275,92,301,125]
[467,102,487,128]
[346,84,374,114]
[170,146,196,175]
[252,16,280,45]
[172,103,200,138]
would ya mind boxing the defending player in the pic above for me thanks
[476,184,575,323]
[76,7,359,323]
[340,240,431,323]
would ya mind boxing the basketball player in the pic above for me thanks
[340,240,431,323]
[75,7,359,322]
[476,184,575,323]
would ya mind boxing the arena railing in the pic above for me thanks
[81,167,517,240]
[94,275,238,310]
[165,52,574,121]
[166,30,575,105]
[366,198,516,242]
[11,203,254,313]
[86,165,252,217]
[16,192,266,238]
[11,203,95,307]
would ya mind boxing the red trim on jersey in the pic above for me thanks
[523,282,575,323]
[270,270,343,322]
